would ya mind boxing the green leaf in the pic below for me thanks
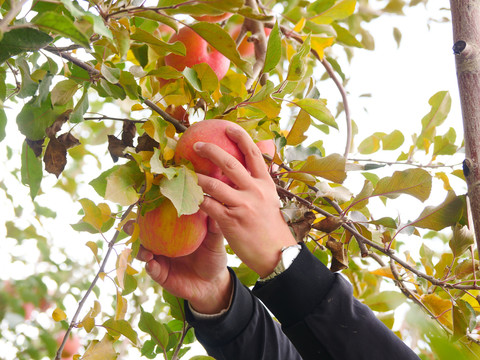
[190,22,252,77]
[433,128,457,156]
[104,162,143,206]
[263,21,282,73]
[139,309,169,348]
[151,149,177,179]
[416,91,451,151]
[293,98,337,128]
[331,22,363,48]
[16,58,39,99]
[21,141,42,200]
[449,224,474,257]
[60,0,113,40]
[309,0,357,25]
[51,79,79,106]
[0,28,53,64]
[33,11,90,48]
[159,166,204,216]
[453,300,476,340]
[358,132,384,154]
[413,192,466,231]
[119,71,140,100]
[70,85,89,123]
[287,35,311,81]
[364,291,405,312]
[133,11,179,33]
[89,165,121,197]
[131,29,185,56]
[382,130,404,150]
[162,290,185,321]
[102,319,138,345]
[372,168,432,202]
[101,64,121,84]
[0,109,6,142]
[298,153,347,183]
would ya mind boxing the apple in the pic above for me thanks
[138,198,208,257]
[164,26,230,80]
[174,120,246,185]
[165,105,189,126]
[154,24,175,39]
[22,302,35,321]
[56,331,80,359]
[256,139,279,172]
[192,13,232,23]
[231,25,272,58]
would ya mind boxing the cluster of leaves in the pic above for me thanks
[1,0,477,359]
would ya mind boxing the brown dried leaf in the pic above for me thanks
[108,134,126,162]
[58,132,81,149]
[326,237,348,272]
[289,211,316,241]
[313,216,345,233]
[135,133,159,152]
[44,137,67,178]
[122,121,136,147]
[26,138,44,157]
[45,109,72,138]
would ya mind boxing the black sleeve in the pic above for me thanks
[185,268,302,360]
[252,243,420,360]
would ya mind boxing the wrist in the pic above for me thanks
[188,269,233,314]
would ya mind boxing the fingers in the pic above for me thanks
[225,125,271,181]
[194,142,252,189]
[197,173,241,205]
[145,258,168,285]
[136,245,154,263]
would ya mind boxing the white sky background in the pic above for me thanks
[0,0,466,358]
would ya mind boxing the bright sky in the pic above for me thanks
[0,0,464,358]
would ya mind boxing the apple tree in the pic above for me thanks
[0,0,478,359]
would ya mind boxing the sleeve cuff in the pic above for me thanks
[252,243,335,327]
[185,267,255,346]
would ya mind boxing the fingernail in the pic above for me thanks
[193,142,205,151]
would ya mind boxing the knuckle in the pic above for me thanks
[224,157,240,171]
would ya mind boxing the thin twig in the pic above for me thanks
[55,204,135,360]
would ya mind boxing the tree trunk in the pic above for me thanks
[450,1,480,253]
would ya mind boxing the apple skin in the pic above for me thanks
[231,25,272,58]
[138,199,208,257]
[165,26,230,80]
[56,331,80,359]
[256,139,279,172]
[193,13,232,23]
[175,120,246,186]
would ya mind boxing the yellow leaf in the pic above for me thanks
[422,293,453,329]
[370,266,395,280]
[52,307,67,322]
[435,172,453,191]
[286,110,310,146]
[163,146,175,161]
[116,249,132,289]
[86,241,99,263]
[82,335,117,360]
[310,36,334,59]
[126,264,139,275]
[99,272,106,280]
[294,17,306,32]
[115,290,128,321]
[131,104,144,111]
[461,290,480,311]
[126,222,139,245]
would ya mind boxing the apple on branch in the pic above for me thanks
[174,119,246,186]
[192,13,232,23]
[165,26,230,80]
[231,24,272,58]
[137,198,208,257]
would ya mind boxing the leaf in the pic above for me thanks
[159,166,204,216]
[372,168,432,202]
[21,140,42,200]
[190,22,252,76]
[416,91,451,151]
[51,80,79,106]
[139,309,169,349]
[43,137,67,178]
[293,98,337,128]
[309,0,357,25]
[101,64,121,84]
[104,162,143,206]
[422,293,453,329]
[310,35,335,60]
[150,149,177,179]
[79,199,111,231]
[364,291,405,312]
[163,290,185,321]
[286,35,311,81]
[298,153,347,183]
[370,266,395,280]
[82,335,117,360]
[286,110,311,146]
[453,300,476,340]
[102,319,138,345]
[0,28,53,64]
[449,224,474,257]
[263,21,282,73]
[89,165,121,197]
[131,28,186,56]
[80,301,101,333]
[52,307,67,322]
[116,249,132,290]
[70,85,90,123]
[33,11,90,48]
[413,192,465,231]
[115,290,128,321]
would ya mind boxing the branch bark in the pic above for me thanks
[450,0,480,257]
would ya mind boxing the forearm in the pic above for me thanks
[185,268,302,360]
[253,244,420,360]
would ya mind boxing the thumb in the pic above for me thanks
[146,258,168,285]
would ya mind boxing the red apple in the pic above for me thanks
[192,13,232,23]
[22,302,35,321]
[166,105,190,127]
[164,26,230,80]
[256,139,279,172]
[231,25,272,58]
[138,199,208,257]
[56,331,80,359]
[174,120,246,185]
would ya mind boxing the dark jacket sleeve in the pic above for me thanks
[252,243,420,360]
[185,268,302,360]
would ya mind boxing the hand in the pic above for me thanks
[194,125,297,278]
[137,218,232,314]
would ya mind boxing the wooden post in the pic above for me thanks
[450,1,480,253]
